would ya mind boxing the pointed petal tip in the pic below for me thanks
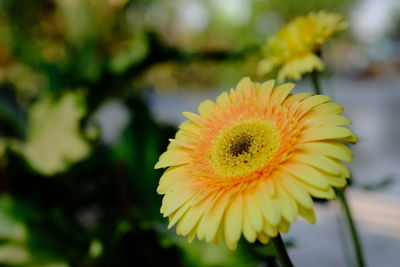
[154,162,162,169]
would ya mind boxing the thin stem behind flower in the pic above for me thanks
[310,71,322,95]
[271,234,294,267]
[337,189,366,267]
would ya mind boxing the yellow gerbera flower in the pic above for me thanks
[259,11,347,82]
[155,77,356,250]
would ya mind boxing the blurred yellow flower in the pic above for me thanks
[259,11,347,82]
[155,77,357,250]
[15,91,90,176]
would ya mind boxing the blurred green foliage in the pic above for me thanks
[0,0,355,266]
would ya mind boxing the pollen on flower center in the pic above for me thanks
[210,119,280,178]
[228,133,253,157]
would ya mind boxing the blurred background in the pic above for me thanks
[0,0,400,266]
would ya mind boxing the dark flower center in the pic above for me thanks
[228,133,253,157]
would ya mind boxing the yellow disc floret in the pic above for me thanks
[211,120,280,177]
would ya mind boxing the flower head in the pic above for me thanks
[155,77,356,250]
[259,11,347,82]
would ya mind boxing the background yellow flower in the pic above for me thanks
[13,92,91,176]
[155,77,357,250]
[259,11,348,82]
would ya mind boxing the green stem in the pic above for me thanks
[337,189,366,267]
[310,71,322,94]
[271,233,294,267]
[310,71,365,267]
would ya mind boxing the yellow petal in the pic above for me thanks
[198,192,231,243]
[188,227,197,243]
[168,197,194,229]
[296,141,353,162]
[271,83,295,105]
[277,53,324,82]
[154,149,190,169]
[224,192,243,247]
[274,183,298,222]
[265,178,276,197]
[257,233,270,244]
[256,182,281,226]
[198,99,216,117]
[344,133,358,144]
[279,172,313,209]
[182,112,204,125]
[284,92,312,108]
[263,221,278,236]
[157,166,188,194]
[302,115,352,128]
[236,77,255,98]
[242,207,257,243]
[298,205,316,224]
[179,120,199,134]
[177,193,216,235]
[244,188,263,232]
[216,91,230,106]
[323,171,348,188]
[168,135,195,150]
[282,162,329,189]
[299,126,354,143]
[279,220,290,233]
[299,95,332,111]
[161,187,200,216]
[256,80,275,101]
[300,183,335,200]
[291,152,344,175]
[303,103,344,119]
[258,58,275,76]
